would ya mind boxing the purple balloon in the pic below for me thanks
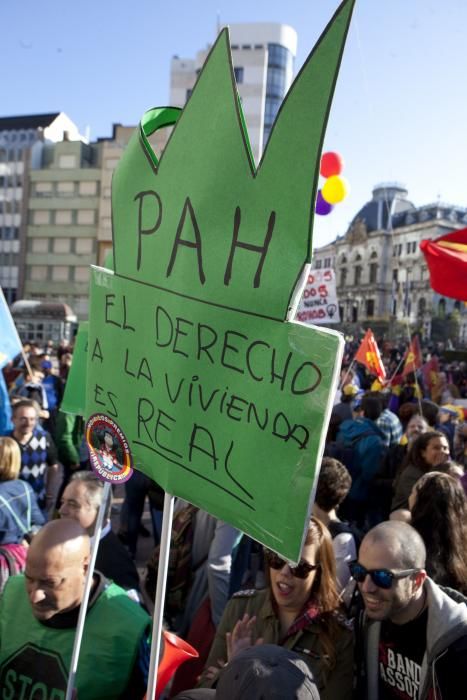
[315,189,334,216]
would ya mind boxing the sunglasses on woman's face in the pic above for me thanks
[349,561,421,590]
[265,549,319,579]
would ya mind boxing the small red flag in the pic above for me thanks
[355,329,386,380]
[402,335,422,377]
[421,356,440,397]
[420,227,467,301]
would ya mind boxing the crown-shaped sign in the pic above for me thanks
[85,0,353,562]
[111,0,354,320]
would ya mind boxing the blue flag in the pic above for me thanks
[0,287,22,369]
[0,371,12,435]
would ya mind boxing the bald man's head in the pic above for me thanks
[357,521,427,624]
[362,521,426,570]
[25,520,91,621]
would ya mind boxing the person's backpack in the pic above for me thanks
[145,504,206,621]
[336,419,387,503]
[0,545,26,594]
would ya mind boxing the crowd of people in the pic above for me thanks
[1,336,467,698]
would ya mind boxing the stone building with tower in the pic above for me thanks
[312,183,467,342]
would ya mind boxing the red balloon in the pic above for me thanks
[320,151,343,178]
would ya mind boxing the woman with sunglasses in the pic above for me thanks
[198,517,354,700]
[391,430,450,511]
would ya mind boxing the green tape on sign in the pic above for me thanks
[85,0,353,561]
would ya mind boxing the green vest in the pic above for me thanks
[0,575,149,699]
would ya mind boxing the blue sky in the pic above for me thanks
[2,0,466,248]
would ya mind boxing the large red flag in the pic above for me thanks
[355,329,386,380]
[420,228,467,300]
[402,335,422,377]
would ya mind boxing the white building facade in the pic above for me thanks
[312,183,467,340]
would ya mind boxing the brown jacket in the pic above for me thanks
[199,588,354,700]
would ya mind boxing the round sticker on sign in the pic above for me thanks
[86,413,133,483]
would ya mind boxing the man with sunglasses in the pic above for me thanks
[354,521,467,699]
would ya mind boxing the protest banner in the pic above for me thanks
[61,322,88,415]
[295,268,340,325]
[85,0,354,563]
[83,3,353,696]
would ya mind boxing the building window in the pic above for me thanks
[57,181,75,195]
[79,181,98,196]
[264,96,282,128]
[33,210,50,225]
[352,305,358,322]
[58,155,77,169]
[315,260,322,269]
[234,67,244,84]
[266,66,286,98]
[74,266,90,283]
[34,182,53,196]
[56,210,73,225]
[0,227,19,240]
[354,265,362,286]
[267,43,291,69]
[340,268,347,286]
[53,238,71,254]
[75,238,94,254]
[369,263,378,284]
[31,238,49,254]
[29,265,48,281]
[51,266,70,282]
[77,209,95,225]
[324,257,331,268]
[366,299,375,317]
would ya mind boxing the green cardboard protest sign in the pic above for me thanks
[85,0,353,561]
[61,322,88,416]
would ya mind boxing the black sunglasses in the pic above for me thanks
[265,549,319,579]
[349,561,420,590]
